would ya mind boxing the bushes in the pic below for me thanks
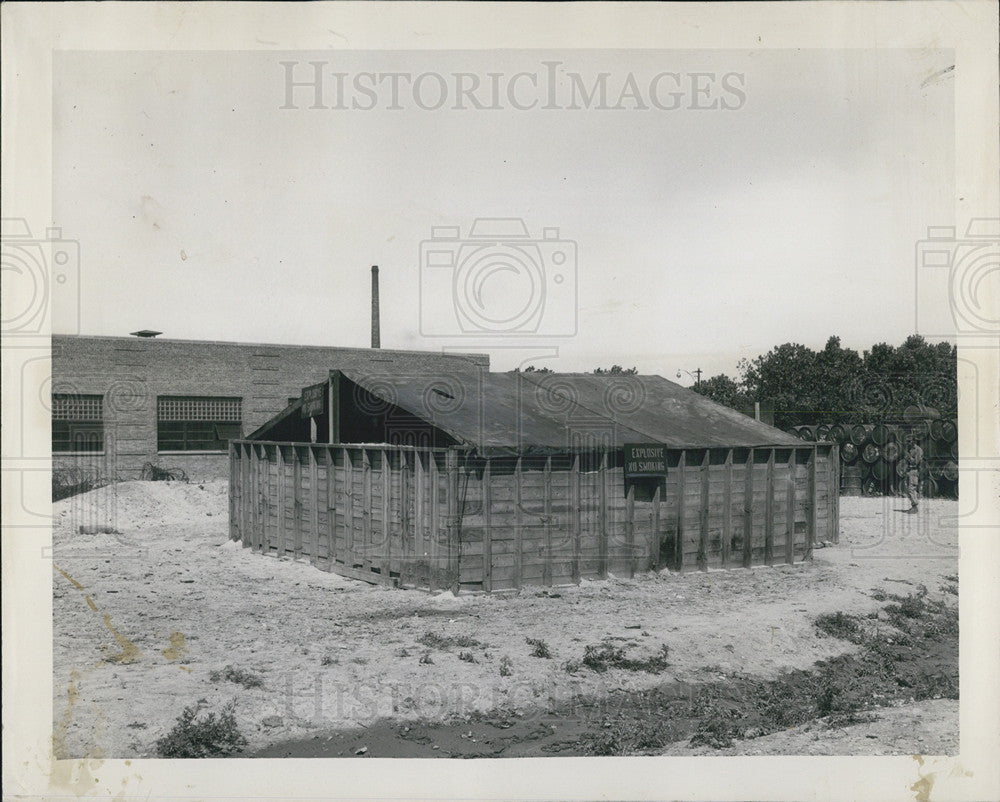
[155,701,247,758]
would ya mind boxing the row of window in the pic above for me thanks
[52,395,243,453]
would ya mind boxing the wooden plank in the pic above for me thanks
[830,446,840,544]
[743,449,754,568]
[361,448,373,571]
[309,446,319,564]
[786,450,796,564]
[543,456,553,587]
[415,449,425,579]
[807,447,817,559]
[400,451,411,586]
[326,446,337,568]
[277,445,287,556]
[341,447,353,562]
[514,456,524,590]
[764,449,775,565]
[676,450,686,572]
[721,450,732,568]
[228,443,237,541]
[625,481,636,578]
[599,450,609,579]
[381,449,391,579]
[292,446,303,559]
[446,449,460,595]
[571,454,582,583]
[483,459,493,593]
[651,481,661,571]
[698,450,709,572]
[429,451,441,590]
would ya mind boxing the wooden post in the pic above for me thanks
[342,447,353,563]
[721,449,733,568]
[807,446,817,559]
[598,449,609,579]
[429,451,440,589]
[326,446,337,568]
[483,458,493,593]
[571,454,582,584]
[400,451,411,587]
[514,456,524,590]
[764,448,775,565]
[698,450,709,572]
[381,449,391,581]
[743,448,754,568]
[675,450,686,572]
[415,449,425,586]
[292,447,303,559]
[228,442,237,542]
[277,445,286,556]
[362,448,373,575]
[830,446,840,544]
[543,455,553,587]
[446,448,460,595]
[249,443,261,551]
[786,450,796,564]
[625,481,636,578]
[651,481,661,571]
[309,446,319,565]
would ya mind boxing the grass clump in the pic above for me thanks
[499,656,513,677]
[814,611,866,645]
[526,638,552,659]
[581,640,670,673]
[155,701,247,758]
[209,665,264,689]
[417,631,483,651]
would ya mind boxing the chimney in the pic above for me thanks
[370,265,381,349]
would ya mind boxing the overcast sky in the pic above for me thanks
[53,48,954,381]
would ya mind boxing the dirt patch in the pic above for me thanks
[52,484,958,758]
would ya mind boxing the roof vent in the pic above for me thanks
[130,330,162,338]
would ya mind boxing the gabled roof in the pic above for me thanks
[337,368,799,452]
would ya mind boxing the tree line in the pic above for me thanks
[517,335,957,431]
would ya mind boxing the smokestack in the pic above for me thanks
[370,265,381,349]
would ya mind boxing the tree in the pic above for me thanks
[517,365,553,374]
[691,374,752,411]
[593,365,638,375]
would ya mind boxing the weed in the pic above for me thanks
[321,655,339,666]
[581,640,670,673]
[351,656,369,665]
[458,650,477,663]
[155,701,247,758]
[419,650,434,665]
[417,631,483,651]
[526,638,552,659]
[499,656,513,677]
[394,647,410,658]
[562,659,582,674]
[209,665,263,690]
[814,612,866,645]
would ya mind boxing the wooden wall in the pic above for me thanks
[229,442,839,593]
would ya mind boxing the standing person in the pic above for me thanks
[904,435,924,513]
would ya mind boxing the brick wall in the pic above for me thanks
[51,336,489,481]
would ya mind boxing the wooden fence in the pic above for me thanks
[229,441,839,593]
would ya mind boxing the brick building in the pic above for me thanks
[51,334,489,481]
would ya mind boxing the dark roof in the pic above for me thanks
[337,369,800,452]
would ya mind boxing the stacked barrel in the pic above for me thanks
[789,414,958,498]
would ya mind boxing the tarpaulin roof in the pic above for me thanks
[337,368,800,453]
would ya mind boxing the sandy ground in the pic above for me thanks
[51,481,958,758]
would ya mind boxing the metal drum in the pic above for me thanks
[849,423,869,446]
[942,460,959,481]
[841,442,859,464]
[930,419,946,442]
[882,441,901,463]
[797,425,816,442]
[816,423,832,442]
[950,441,958,460]
[829,423,848,444]
[871,423,892,446]
[862,443,880,464]
[941,419,958,443]
[842,464,863,495]
[872,459,892,482]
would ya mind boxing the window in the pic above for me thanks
[157,396,242,452]
[52,394,104,452]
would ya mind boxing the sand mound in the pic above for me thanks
[53,479,228,534]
